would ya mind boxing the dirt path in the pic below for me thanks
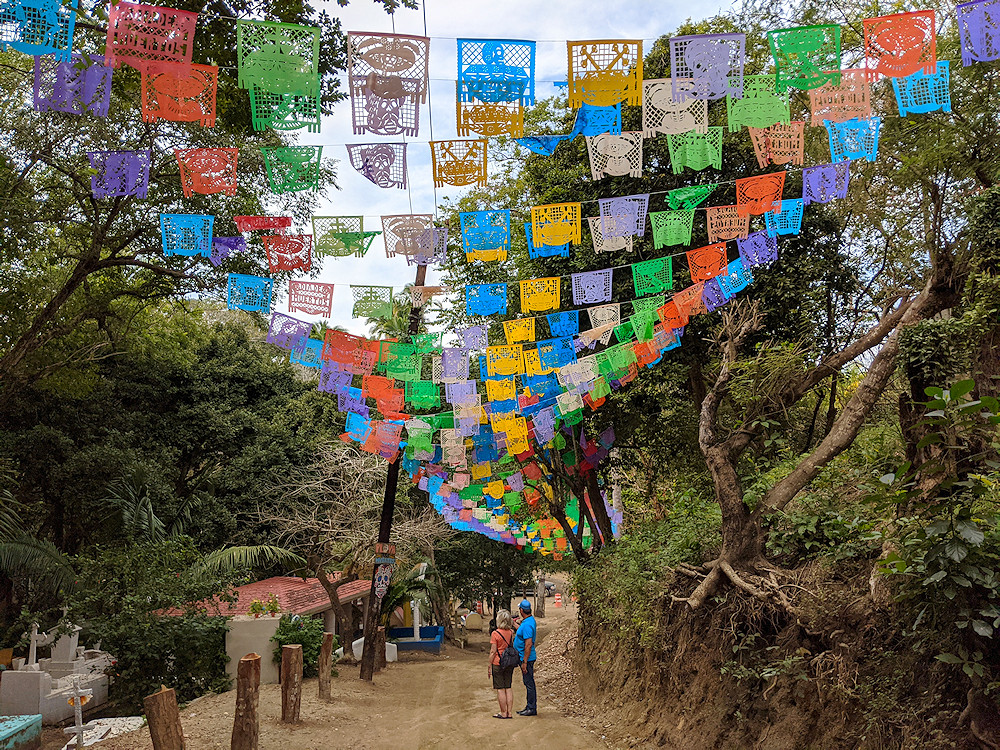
[83,598,613,750]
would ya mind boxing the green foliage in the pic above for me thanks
[766,502,880,561]
[574,494,720,647]
[435,533,535,613]
[874,380,1000,653]
[271,614,332,678]
[64,539,237,709]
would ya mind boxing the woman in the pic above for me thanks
[488,609,516,718]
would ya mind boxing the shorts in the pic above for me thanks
[492,666,514,689]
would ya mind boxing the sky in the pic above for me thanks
[293,0,711,336]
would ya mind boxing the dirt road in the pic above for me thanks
[88,598,607,750]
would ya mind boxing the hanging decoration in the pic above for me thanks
[351,285,394,318]
[460,210,511,261]
[348,32,429,137]
[0,0,76,58]
[764,199,804,236]
[957,0,1000,65]
[520,277,561,313]
[825,117,882,162]
[503,318,535,345]
[33,54,112,116]
[666,127,724,174]
[547,311,580,338]
[235,216,291,234]
[669,33,745,101]
[312,216,377,257]
[175,148,238,197]
[406,225,448,267]
[802,161,851,205]
[267,313,313,350]
[705,204,749,242]
[587,215,632,253]
[735,172,786,216]
[566,39,643,107]
[674,283,706,318]
[530,202,581,248]
[288,280,335,316]
[666,184,716,209]
[262,146,322,193]
[264,234,312,272]
[160,213,213,257]
[726,74,790,131]
[574,103,623,135]
[458,38,535,105]
[632,257,673,296]
[140,62,218,127]
[737,230,779,267]
[701,277,730,312]
[105,3,197,73]
[237,20,319,95]
[248,89,321,133]
[381,214,433,258]
[227,273,272,313]
[686,242,727,282]
[892,60,951,115]
[524,222,570,259]
[718,258,754,297]
[486,344,524,377]
[466,283,508,317]
[586,132,642,179]
[456,100,524,138]
[599,194,649,238]
[346,143,407,189]
[767,25,841,92]
[572,269,613,305]
[748,122,805,168]
[649,209,695,247]
[641,78,708,136]
[211,237,245,267]
[88,150,152,199]
[863,10,937,80]
[808,68,871,123]
[430,139,487,188]
[410,286,446,308]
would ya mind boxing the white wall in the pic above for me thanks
[226,616,281,685]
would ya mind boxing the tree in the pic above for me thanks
[435,532,536,616]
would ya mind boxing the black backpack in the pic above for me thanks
[498,630,521,670]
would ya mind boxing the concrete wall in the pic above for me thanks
[225,616,281,685]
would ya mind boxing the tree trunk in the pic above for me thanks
[535,575,546,618]
[144,686,184,750]
[231,654,260,750]
[584,469,615,543]
[280,645,302,723]
[318,634,334,701]
[315,569,356,644]
[704,446,762,565]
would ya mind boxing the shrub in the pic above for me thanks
[271,614,334,678]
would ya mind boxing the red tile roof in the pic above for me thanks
[161,576,371,617]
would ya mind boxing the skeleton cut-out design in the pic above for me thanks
[669,34,745,101]
[161,214,213,257]
[346,143,407,189]
[350,73,421,136]
[808,68,871,124]
[767,25,841,92]
[586,216,633,253]
[586,132,642,180]
[141,62,218,127]
[567,39,643,107]
[175,148,238,197]
[88,150,151,198]
[33,54,112,117]
[642,78,708,136]
[572,269,613,305]
[802,162,850,205]
[599,195,649,238]
[892,61,951,115]
[228,274,272,313]
[863,10,937,81]
[458,38,535,104]
[957,0,1000,66]
[430,139,487,187]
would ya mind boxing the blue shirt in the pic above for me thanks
[513,615,537,662]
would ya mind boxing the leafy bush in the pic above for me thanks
[65,539,236,710]
[574,493,720,647]
[271,614,333,678]
[766,502,881,561]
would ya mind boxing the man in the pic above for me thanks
[513,599,537,716]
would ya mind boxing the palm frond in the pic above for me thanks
[0,534,75,593]
[196,545,307,574]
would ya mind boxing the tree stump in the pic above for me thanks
[318,633,335,701]
[144,685,184,750]
[375,626,387,672]
[231,653,260,750]
[280,645,303,723]
[535,576,546,618]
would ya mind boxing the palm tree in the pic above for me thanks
[366,286,428,340]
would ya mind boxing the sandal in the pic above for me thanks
[493,714,505,719]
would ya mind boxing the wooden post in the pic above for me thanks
[231,653,260,750]
[318,633,335,701]
[535,575,546,618]
[375,626,387,672]
[144,685,184,750]
[280,645,303,723]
